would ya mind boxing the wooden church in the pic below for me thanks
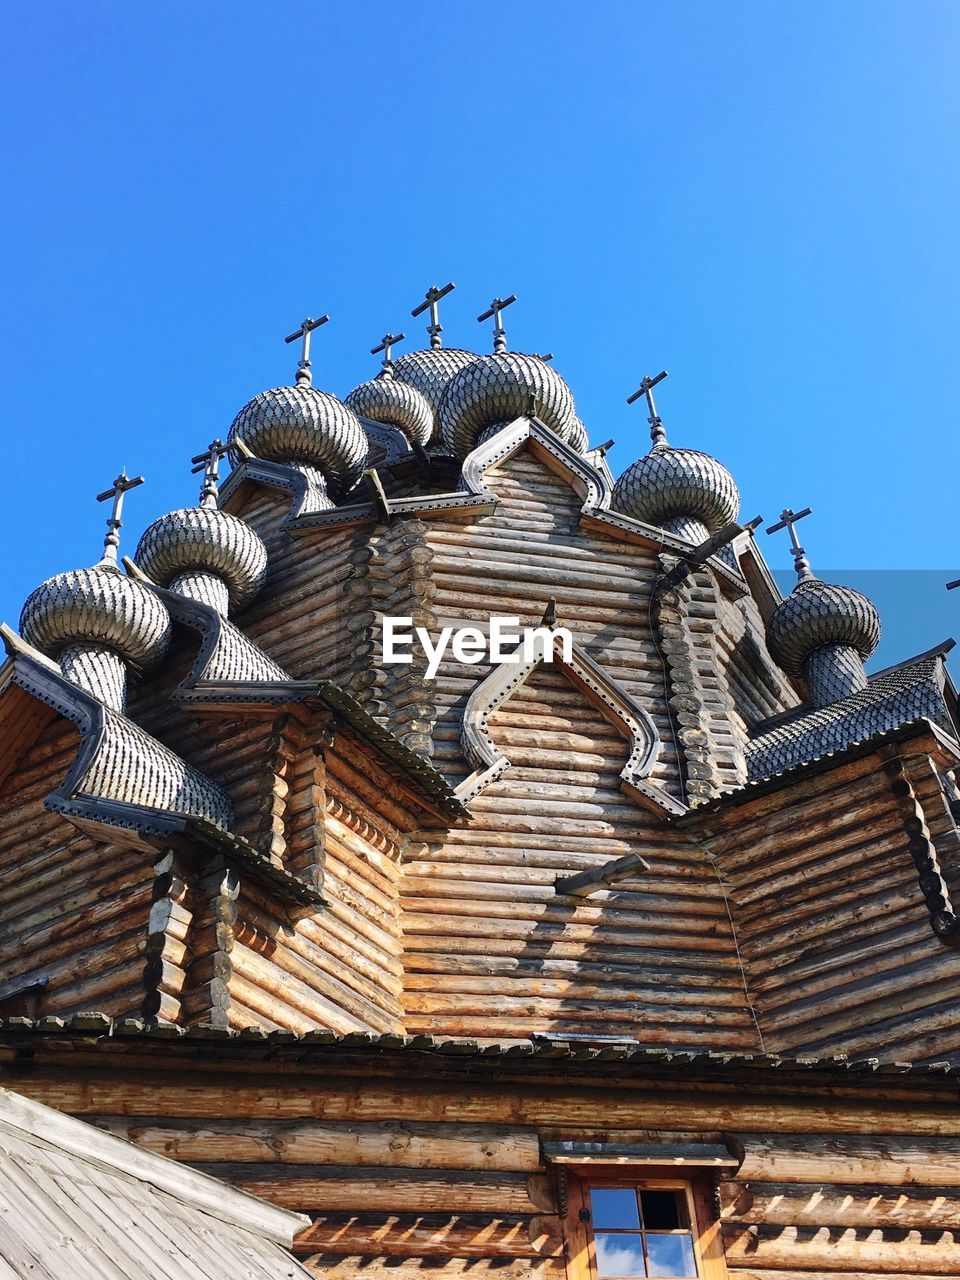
[2,285,960,1277]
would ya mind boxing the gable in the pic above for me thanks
[400,659,756,1046]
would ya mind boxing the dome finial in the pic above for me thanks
[412,282,455,350]
[371,330,406,379]
[627,370,669,447]
[283,313,330,387]
[477,295,517,354]
[190,439,229,510]
[766,505,815,583]
[95,469,144,568]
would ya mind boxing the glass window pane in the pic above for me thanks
[640,1190,684,1230]
[645,1233,698,1278]
[595,1232,648,1278]
[590,1187,641,1230]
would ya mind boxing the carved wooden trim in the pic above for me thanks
[459,416,612,512]
[883,752,960,942]
[455,636,684,817]
[141,848,195,1023]
[180,858,238,1029]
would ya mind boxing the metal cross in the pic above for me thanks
[284,314,329,385]
[412,282,455,350]
[371,331,406,370]
[96,469,144,567]
[627,371,669,446]
[191,439,230,508]
[766,506,814,581]
[477,295,517,354]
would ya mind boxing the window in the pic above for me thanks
[563,1173,725,1280]
[590,1186,697,1278]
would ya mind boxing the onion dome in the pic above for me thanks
[391,347,477,421]
[135,440,268,616]
[568,416,589,454]
[19,472,171,711]
[439,295,577,458]
[388,284,476,446]
[765,507,881,707]
[345,331,433,448]
[612,372,738,543]
[227,315,367,504]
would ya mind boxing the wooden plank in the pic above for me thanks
[721,1180,960,1229]
[99,1119,541,1172]
[735,1136,960,1185]
[298,1256,565,1280]
[722,1223,960,1274]
[19,1072,960,1136]
[191,1164,556,1215]
[294,1212,563,1258]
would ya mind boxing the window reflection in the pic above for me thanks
[595,1234,647,1278]
[586,1186,698,1279]
[591,1188,642,1231]
[645,1234,697,1277]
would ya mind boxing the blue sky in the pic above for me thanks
[2,3,959,667]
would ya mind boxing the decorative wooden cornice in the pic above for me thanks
[455,634,685,817]
[0,626,322,909]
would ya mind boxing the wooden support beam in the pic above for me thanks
[364,468,392,523]
[554,852,650,897]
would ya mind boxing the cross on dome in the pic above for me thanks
[190,439,230,509]
[477,295,517,354]
[283,314,330,386]
[371,331,406,371]
[766,506,814,582]
[95,470,144,568]
[627,370,669,446]
[411,282,455,350]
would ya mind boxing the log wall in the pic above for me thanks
[0,717,150,1019]
[402,660,759,1046]
[7,1051,960,1278]
[694,750,960,1062]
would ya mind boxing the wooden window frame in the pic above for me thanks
[562,1167,727,1280]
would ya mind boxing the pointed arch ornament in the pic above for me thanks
[455,634,686,818]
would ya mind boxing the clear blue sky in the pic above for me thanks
[2,3,959,667]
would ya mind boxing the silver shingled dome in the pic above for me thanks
[439,353,577,459]
[135,507,268,611]
[346,376,433,447]
[20,565,171,669]
[767,578,881,677]
[612,442,740,535]
[392,348,477,417]
[227,384,367,499]
[568,416,589,454]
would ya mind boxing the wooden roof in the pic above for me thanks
[0,1086,310,1279]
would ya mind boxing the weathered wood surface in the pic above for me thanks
[0,716,150,1020]
[721,1180,960,1228]
[20,1066,960,1133]
[98,1118,541,1172]
[695,749,960,1063]
[387,451,790,1048]
[722,1224,960,1274]
[298,1257,565,1280]
[294,1213,563,1258]
[734,1134,960,1186]
[193,1165,555,1215]
[10,1054,960,1276]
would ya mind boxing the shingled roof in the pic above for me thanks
[745,643,959,781]
[0,1086,310,1279]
